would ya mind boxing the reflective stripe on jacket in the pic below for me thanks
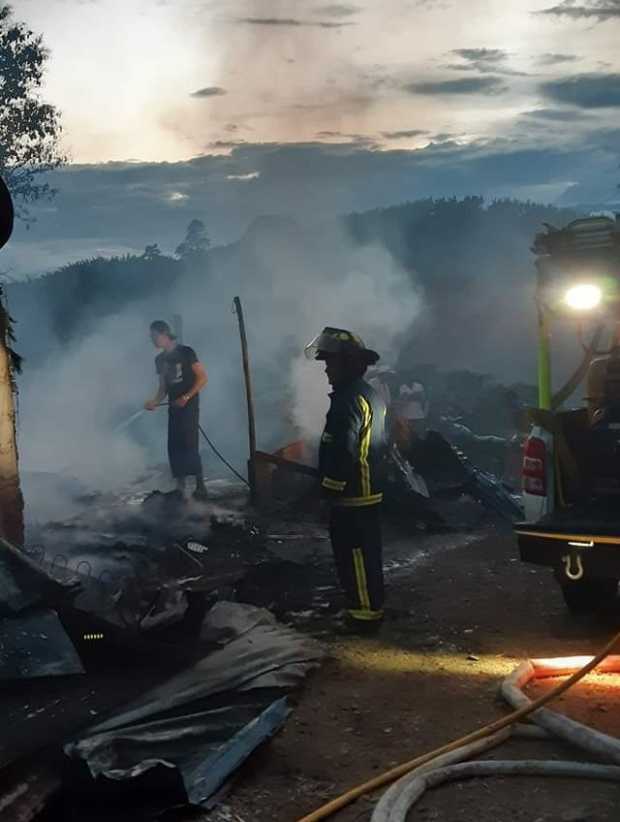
[319,377,387,507]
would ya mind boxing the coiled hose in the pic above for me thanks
[296,631,620,822]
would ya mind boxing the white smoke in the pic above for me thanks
[13,217,422,522]
[18,311,160,490]
[288,243,423,441]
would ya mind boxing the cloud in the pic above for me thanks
[6,137,599,266]
[541,73,620,107]
[431,132,458,141]
[10,121,620,278]
[235,16,353,28]
[221,123,254,135]
[537,52,580,65]
[226,171,261,181]
[316,3,361,16]
[452,48,507,63]
[190,86,227,98]
[539,1,620,21]
[206,139,247,149]
[381,129,429,139]
[522,107,590,121]
[289,94,376,112]
[315,130,376,145]
[405,76,507,95]
[446,48,527,77]
[236,16,302,26]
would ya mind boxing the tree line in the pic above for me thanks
[7,197,579,368]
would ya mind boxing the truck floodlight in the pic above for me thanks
[564,283,602,311]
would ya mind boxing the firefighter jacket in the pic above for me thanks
[319,377,387,507]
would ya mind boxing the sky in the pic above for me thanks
[6,0,620,488]
[5,0,620,274]
[13,0,620,162]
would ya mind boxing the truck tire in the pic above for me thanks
[559,578,618,614]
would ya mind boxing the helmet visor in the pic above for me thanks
[304,331,344,360]
[304,328,380,364]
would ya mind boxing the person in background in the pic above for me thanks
[305,327,387,633]
[392,379,429,455]
[144,320,208,500]
[368,366,429,457]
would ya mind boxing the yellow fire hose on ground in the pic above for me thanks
[297,630,620,822]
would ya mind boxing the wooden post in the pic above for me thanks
[0,300,24,546]
[0,182,21,546]
[233,297,257,503]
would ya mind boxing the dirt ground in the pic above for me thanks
[217,530,620,822]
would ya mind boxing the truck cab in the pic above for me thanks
[515,215,620,613]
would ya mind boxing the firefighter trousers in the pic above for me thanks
[329,504,384,622]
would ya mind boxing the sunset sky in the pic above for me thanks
[6,0,620,274]
[13,0,620,162]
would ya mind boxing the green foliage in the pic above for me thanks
[175,219,210,263]
[345,196,577,287]
[9,250,183,345]
[7,196,580,372]
[0,4,65,217]
[142,244,162,260]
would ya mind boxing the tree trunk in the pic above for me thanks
[0,328,24,546]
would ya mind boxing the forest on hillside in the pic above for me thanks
[7,195,589,488]
[7,196,577,372]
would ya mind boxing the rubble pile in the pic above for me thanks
[62,602,322,817]
[0,366,534,819]
[0,484,324,821]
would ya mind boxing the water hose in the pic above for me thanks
[371,654,620,822]
[375,761,620,822]
[114,404,250,487]
[502,655,620,763]
[197,423,249,487]
[296,629,620,822]
[372,726,532,822]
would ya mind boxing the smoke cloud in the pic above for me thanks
[18,312,158,490]
[13,217,421,523]
[287,242,422,441]
[166,0,375,150]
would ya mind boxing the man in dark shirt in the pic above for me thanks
[144,320,208,499]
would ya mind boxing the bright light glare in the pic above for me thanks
[564,284,602,311]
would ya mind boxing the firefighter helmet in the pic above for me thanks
[304,327,380,365]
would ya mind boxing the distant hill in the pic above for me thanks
[10,196,587,482]
[7,196,578,377]
[346,196,577,286]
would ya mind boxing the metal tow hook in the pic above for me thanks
[562,552,584,581]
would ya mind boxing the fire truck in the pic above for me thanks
[515,214,620,613]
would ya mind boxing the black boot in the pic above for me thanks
[193,478,209,501]
[334,612,384,636]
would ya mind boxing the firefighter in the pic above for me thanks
[305,327,387,632]
[144,320,209,500]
